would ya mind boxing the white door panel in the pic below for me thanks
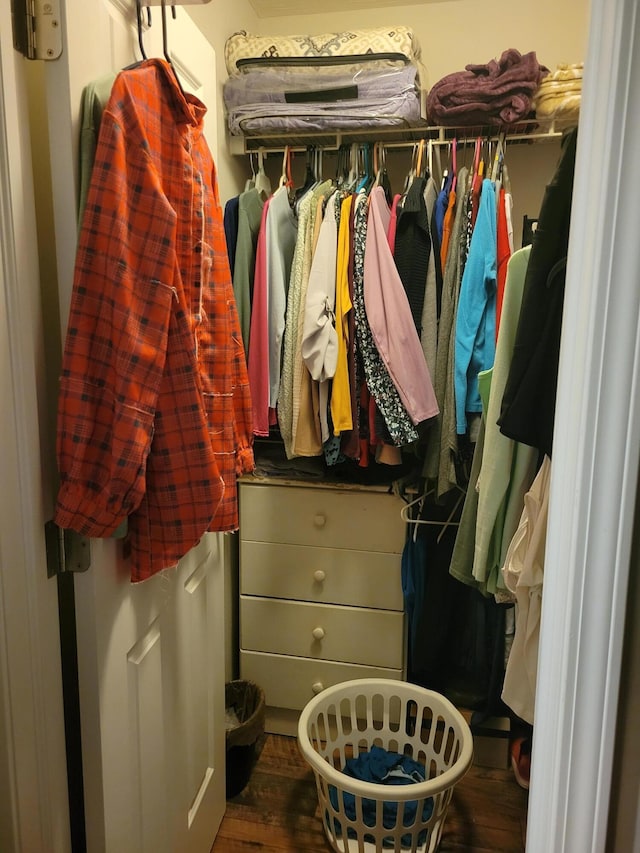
[43,1,225,850]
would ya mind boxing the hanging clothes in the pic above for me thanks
[341,197,360,460]
[449,376,488,592]
[292,181,333,458]
[364,186,439,427]
[439,183,457,272]
[434,171,453,244]
[403,496,464,693]
[77,71,117,224]
[498,128,578,458]
[387,193,403,252]
[54,59,254,582]
[301,191,339,443]
[494,186,512,338]
[266,185,298,418]
[351,193,419,447]
[279,190,316,458]
[233,187,264,353]
[501,455,552,724]
[422,166,469,496]
[279,180,331,458]
[394,176,431,337]
[247,197,272,436]
[223,195,240,279]
[330,194,355,434]
[472,246,539,592]
[420,174,440,382]
[454,178,497,435]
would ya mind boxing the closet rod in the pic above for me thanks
[231,122,569,156]
[365,130,564,150]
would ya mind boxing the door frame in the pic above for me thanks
[2,0,639,850]
[528,0,640,850]
[0,15,70,853]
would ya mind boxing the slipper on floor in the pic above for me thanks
[510,737,531,790]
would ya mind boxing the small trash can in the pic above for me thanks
[225,680,265,798]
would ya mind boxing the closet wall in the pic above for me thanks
[188,0,260,203]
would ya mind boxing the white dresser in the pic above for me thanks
[238,478,407,735]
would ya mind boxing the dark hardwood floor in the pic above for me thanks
[212,733,528,852]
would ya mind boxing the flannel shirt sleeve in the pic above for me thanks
[54,110,178,536]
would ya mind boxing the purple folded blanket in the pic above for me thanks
[427,49,549,127]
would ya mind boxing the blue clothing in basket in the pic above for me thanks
[328,745,434,847]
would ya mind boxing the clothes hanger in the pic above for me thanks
[315,148,324,183]
[345,143,359,191]
[415,138,425,179]
[403,143,419,195]
[295,146,317,201]
[472,137,482,181]
[159,0,188,99]
[502,159,512,194]
[491,132,508,185]
[278,146,295,197]
[355,144,374,193]
[254,148,272,198]
[244,152,256,191]
[450,138,457,192]
[400,485,464,543]
[335,144,349,188]
[135,0,149,60]
[373,142,393,204]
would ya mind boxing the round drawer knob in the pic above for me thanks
[312,626,325,641]
[313,513,327,528]
[313,570,326,583]
[311,681,324,695]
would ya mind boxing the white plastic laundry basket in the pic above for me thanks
[297,678,473,853]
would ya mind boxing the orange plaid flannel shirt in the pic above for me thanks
[54,60,254,582]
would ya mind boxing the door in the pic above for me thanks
[39,2,226,851]
[0,8,70,853]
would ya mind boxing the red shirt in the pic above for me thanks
[54,60,254,581]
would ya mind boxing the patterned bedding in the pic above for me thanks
[224,26,423,77]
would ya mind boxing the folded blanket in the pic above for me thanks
[534,63,583,121]
[226,92,422,136]
[427,49,548,127]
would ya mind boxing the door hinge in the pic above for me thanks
[11,0,62,61]
[45,521,91,578]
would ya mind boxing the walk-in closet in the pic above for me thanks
[2,0,640,851]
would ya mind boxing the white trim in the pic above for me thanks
[0,10,70,852]
[527,0,640,850]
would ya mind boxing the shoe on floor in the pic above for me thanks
[510,736,531,790]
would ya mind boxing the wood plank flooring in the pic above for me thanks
[212,734,528,852]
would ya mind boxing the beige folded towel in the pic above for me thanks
[534,63,583,121]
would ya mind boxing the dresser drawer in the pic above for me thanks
[240,650,403,712]
[239,482,405,553]
[240,595,404,669]
[240,541,403,610]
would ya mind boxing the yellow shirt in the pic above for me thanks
[330,195,354,434]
